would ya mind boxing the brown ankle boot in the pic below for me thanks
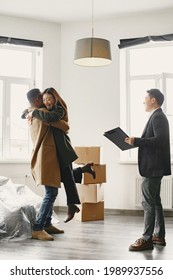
[32,230,54,241]
[81,162,96,179]
[64,205,80,223]
[44,225,64,234]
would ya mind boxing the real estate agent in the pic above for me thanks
[125,88,171,251]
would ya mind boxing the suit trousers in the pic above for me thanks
[141,176,165,240]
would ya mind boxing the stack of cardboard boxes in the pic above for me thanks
[74,146,106,222]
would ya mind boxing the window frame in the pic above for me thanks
[120,41,173,163]
[0,44,42,162]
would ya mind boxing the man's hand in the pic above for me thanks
[125,137,135,146]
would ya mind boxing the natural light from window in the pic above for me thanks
[120,42,173,162]
[0,44,42,161]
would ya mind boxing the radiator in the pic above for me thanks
[135,177,173,210]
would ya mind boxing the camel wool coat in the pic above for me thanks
[29,107,69,187]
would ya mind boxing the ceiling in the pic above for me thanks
[0,0,173,23]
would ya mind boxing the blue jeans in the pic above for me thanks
[33,186,58,231]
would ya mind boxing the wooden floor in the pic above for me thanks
[1,212,173,260]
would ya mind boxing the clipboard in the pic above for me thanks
[103,127,136,151]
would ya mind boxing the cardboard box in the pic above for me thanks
[83,164,106,184]
[77,184,104,203]
[74,146,102,164]
[75,201,104,222]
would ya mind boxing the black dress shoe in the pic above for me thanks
[129,237,153,251]
[64,204,80,223]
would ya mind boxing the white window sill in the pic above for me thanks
[120,160,173,165]
[119,161,138,165]
[0,158,30,164]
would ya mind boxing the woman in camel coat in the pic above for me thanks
[29,106,69,187]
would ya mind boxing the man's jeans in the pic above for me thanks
[33,186,58,231]
[141,176,165,240]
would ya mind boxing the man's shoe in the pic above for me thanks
[44,225,64,234]
[32,230,54,241]
[64,204,80,223]
[81,162,96,179]
[129,238,153,251]
[152,235,166,246]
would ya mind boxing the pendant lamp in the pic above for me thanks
[74,0,112,67]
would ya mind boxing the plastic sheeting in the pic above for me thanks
[0,176,41,241]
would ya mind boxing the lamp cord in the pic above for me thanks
[92,0,94,37]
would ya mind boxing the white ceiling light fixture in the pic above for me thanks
[74,0,112,67]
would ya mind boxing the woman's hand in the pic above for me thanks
[26,112,33,125]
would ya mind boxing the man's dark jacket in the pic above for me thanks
[134,108,171,177]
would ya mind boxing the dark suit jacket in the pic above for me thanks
[134,108,171,178]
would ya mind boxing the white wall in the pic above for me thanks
[1,9,173,209]
[58,9,173,209]
[0,14,61,205]
[0,14,61,89]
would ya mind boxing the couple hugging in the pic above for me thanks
[22,87,96,241]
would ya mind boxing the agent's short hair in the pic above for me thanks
[26,88,41,103]
[147,88,164,106]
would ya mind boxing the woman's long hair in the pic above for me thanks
[42,87,68,121]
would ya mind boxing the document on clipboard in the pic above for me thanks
[103,127,136,151]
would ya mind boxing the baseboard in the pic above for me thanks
[55,206,173,217]
[54,206,65,213]
[105,209,173,217]
[105,209,144,216]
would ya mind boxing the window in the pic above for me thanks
[0,44,43,160]
[0,80,3,157]
[120,42,173,162]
